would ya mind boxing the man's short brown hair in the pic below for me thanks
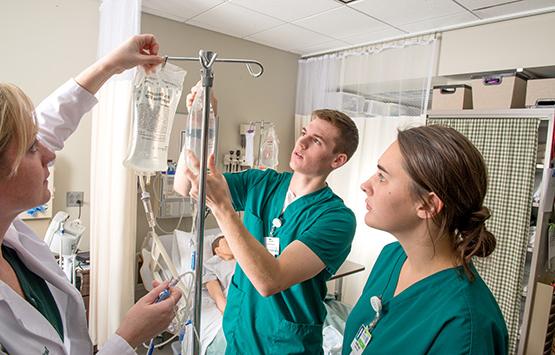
[312,109,359,161]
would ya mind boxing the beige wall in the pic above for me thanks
[0,4,298,253]
[137,13,299,251]
[0,0,99,246]
[438,11,555,76]
[142,13,298,169]
[3,1,551,265]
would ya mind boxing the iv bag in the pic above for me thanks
[259,126,279,170]
[174,81,217,197]
[124,63,187,174]
[244,129,255,166]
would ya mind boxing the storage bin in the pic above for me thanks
[526,78,555,107]
[431,84,472,110]
[471,73,527,109]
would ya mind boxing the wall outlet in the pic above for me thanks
[66,191,84,207]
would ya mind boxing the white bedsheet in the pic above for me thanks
[139,229,226,354]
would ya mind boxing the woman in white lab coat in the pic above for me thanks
[0,34,181,354]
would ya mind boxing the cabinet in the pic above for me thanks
[428,109,555,355]
[76,268,90,322]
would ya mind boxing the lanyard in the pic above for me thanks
[350,296,382,354]
[268,214,283,237]
[351,253,403,355]
[265,214,283,257]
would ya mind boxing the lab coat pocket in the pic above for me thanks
[222,277,245,341]
[271,319,323,355]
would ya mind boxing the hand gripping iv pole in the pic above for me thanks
[166,51,263,354]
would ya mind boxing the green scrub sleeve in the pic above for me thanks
[427,310,508,355]
[427,317,472,355]
[298,207,356,276]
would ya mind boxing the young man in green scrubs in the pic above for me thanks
[186,109,359,354]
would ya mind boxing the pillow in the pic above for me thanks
[172,228,223,275]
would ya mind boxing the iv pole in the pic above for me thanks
[166,51,263,355]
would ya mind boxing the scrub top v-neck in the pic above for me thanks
[222,169,356,354]
[343,242,508,354]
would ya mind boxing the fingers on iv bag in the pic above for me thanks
[174,79,216,195]
[174,148,192,197]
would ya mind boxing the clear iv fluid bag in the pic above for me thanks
[124,63,187,174]
[174,82,216,197]
[259,126,279,169]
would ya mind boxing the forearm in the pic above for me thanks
[211,203,282,297]
[206,280,227,313]
[74,56,119,95]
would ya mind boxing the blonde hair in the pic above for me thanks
[0,83,37,178]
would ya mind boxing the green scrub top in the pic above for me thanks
[2,245,64,341]
[223,169,356,354]
[343,242,508,355]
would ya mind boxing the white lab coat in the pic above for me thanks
[0,80,135,355]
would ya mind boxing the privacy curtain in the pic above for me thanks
[89,0,140,347]
[427,116,540,355]
[295,35,437,306]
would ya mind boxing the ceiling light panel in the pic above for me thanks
[230,0,342,22]
[291,39,351,55]
[350,0,466,26]
[246,23,335,52]
[340,28,405,45]
[456,0,525,10]
[473,0,555,18]
[294,6,395,40]
[399,12,479,32]
[142,0,225,22]
[187,2,284,38]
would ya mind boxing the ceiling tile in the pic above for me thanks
[400,11,479,32]
[457,0,529,10]
[340,28,406,45]
[230,0,342,22]
[473,0,555,18]
[350,0,466,26]
[291,39,351,55]
[142,0,225,22]
[245,23,335,52]
[294,6,395,40]
[187,2,284,38]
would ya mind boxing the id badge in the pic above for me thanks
[350,324,372,355]
[264,237,280,256]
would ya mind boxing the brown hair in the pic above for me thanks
[0,83,37,178]
[312,109,359,161]
[211,235,225,255]
[397,125,496,281]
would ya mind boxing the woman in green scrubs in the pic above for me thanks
[343,125,508,354]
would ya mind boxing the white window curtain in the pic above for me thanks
[295,35,437,306]
[89,0,140,347]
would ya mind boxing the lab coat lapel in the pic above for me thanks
[3,221,91,352]
[0,224,67,350]
[4,221,80,298]
[0,282,65,351]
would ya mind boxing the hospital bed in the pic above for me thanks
[140,229,355,355]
